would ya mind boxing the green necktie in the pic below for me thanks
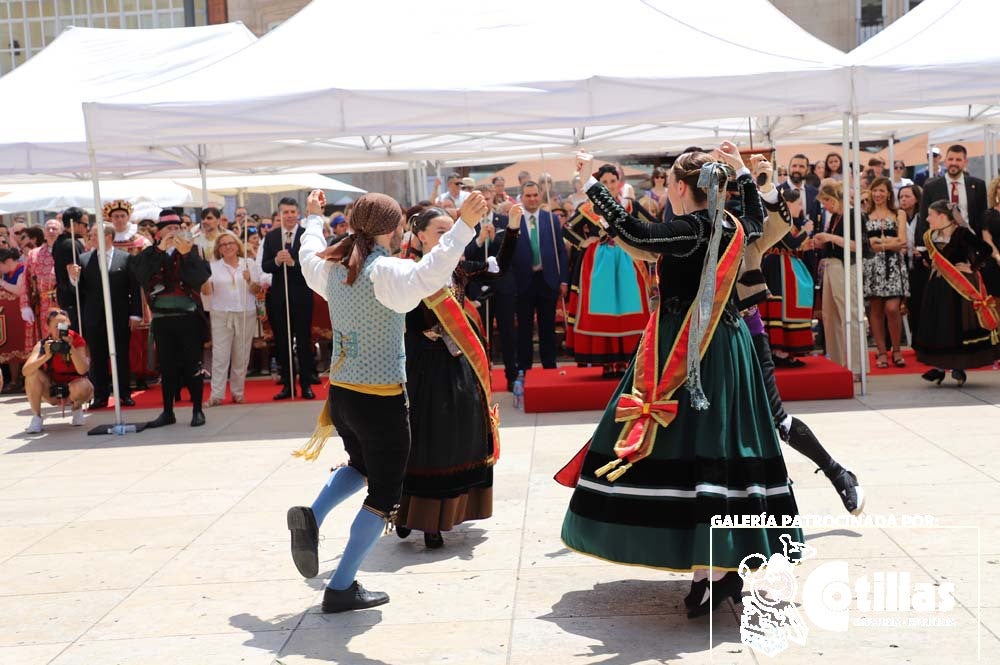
[529,214,541,267]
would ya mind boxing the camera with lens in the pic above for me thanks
[47,322,71,355]
[781,188,801,203]
[49,383,70,399]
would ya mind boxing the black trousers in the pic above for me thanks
[152,313,204,412]
[267,295,314,389]
[488,290,518,382]
[516,271,558,370]
[328,385,411,516]
[86,315,131,401]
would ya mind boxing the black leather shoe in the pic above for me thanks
[921,368,946,385]
[821,463,865,515]
[396,525,411,539]
[273,387,293,400]
[120,397,136,407]
[190,410,206,427]
[687,572,743,619]
[301,385,315,400]
[308,373,322,385]
[147,411,176,428]
[135,379,148,390]
[322,581,389,613]
[424,532,444,549]
[90,398,109,410]
[951,369,967,387]
[287,506,319,578]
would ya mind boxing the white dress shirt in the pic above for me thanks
[299,214,474,313]
[208,258,261,312]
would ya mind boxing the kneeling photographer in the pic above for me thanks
[22,308,93,433]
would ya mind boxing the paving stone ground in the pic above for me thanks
[0,372,998,664]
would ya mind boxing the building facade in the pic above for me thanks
[771,0,925,51]
[0,0,225,75]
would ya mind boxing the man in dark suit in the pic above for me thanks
[919,144,987,236]
[52,206,87,331]
[465,186,517,389]
[509,181,568,372]
[68,223,141,408]
[262,197,316,400]
[778,153,822,224]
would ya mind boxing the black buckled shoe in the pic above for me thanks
[287,506,319,579]
[921,368,946,385]
[820,463,865,515]
[322,581,389,613]
[687,572,743,619]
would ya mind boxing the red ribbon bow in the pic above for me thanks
[614,393,679,458]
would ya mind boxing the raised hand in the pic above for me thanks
[306,189,326,216]
[575,152,594,179]
[712,140,746,172]
[508,203,523,229]
[750,154,773,188]
[459,191,489,227]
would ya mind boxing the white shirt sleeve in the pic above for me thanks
[369,221,475,313]
[299,214,333,302]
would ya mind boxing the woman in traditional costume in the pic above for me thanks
[394,206,520,548]
[563,164,656,377]
[557,145,803,619]
[913,200,1000,385]
[0,248,29,392]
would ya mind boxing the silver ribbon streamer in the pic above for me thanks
[686,162,735,410]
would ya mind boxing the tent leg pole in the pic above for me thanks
[888,134,895,187]
[840,114,852,377]
[88,147,127,430]
[851,112,867,396]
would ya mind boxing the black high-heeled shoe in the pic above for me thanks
[687,571,743,619]
[921,368,946,385]
[684,578,709,609]
[951,369,967,387]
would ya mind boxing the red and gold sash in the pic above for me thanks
[595,220,746,483]
[924,230,1000,342]
[424,287,500,462]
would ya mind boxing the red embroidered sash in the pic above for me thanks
[924,230,1000,343]
[595,220,746,483]
[424,288,500,462]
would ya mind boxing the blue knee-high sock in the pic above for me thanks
[310,465,366,527]
[328,507,384,591]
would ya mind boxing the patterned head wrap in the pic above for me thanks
[102,199,133,219]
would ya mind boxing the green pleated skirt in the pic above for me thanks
[561,309,803,571]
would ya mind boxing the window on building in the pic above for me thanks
[858,0,885,44]
[0,0,208,75]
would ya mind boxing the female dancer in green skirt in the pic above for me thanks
[558,145,803,619]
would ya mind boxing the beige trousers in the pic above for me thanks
[210,310,257,400]
[822,259,863,372]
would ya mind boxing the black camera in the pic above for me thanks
[48,322,71,355]
[49,384,70,399]
[781,188,801,203]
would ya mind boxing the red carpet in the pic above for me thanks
[867,348,998,376]
[93,376,330,410]
[491,355,854,413]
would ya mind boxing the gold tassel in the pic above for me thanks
[291,394,334,462]
[594,458,622,478]
[605,462,633,483]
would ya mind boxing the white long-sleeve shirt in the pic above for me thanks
[299,214,474,313]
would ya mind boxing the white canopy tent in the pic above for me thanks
[0,173,364,214]
[82,0,850,168]
[0,23,257,178]
[0,179,218,214]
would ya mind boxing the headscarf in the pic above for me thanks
[318,193,402,285]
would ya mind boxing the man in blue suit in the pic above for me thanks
[510,182,568,371]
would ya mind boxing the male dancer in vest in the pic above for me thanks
[288,188,488,612]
